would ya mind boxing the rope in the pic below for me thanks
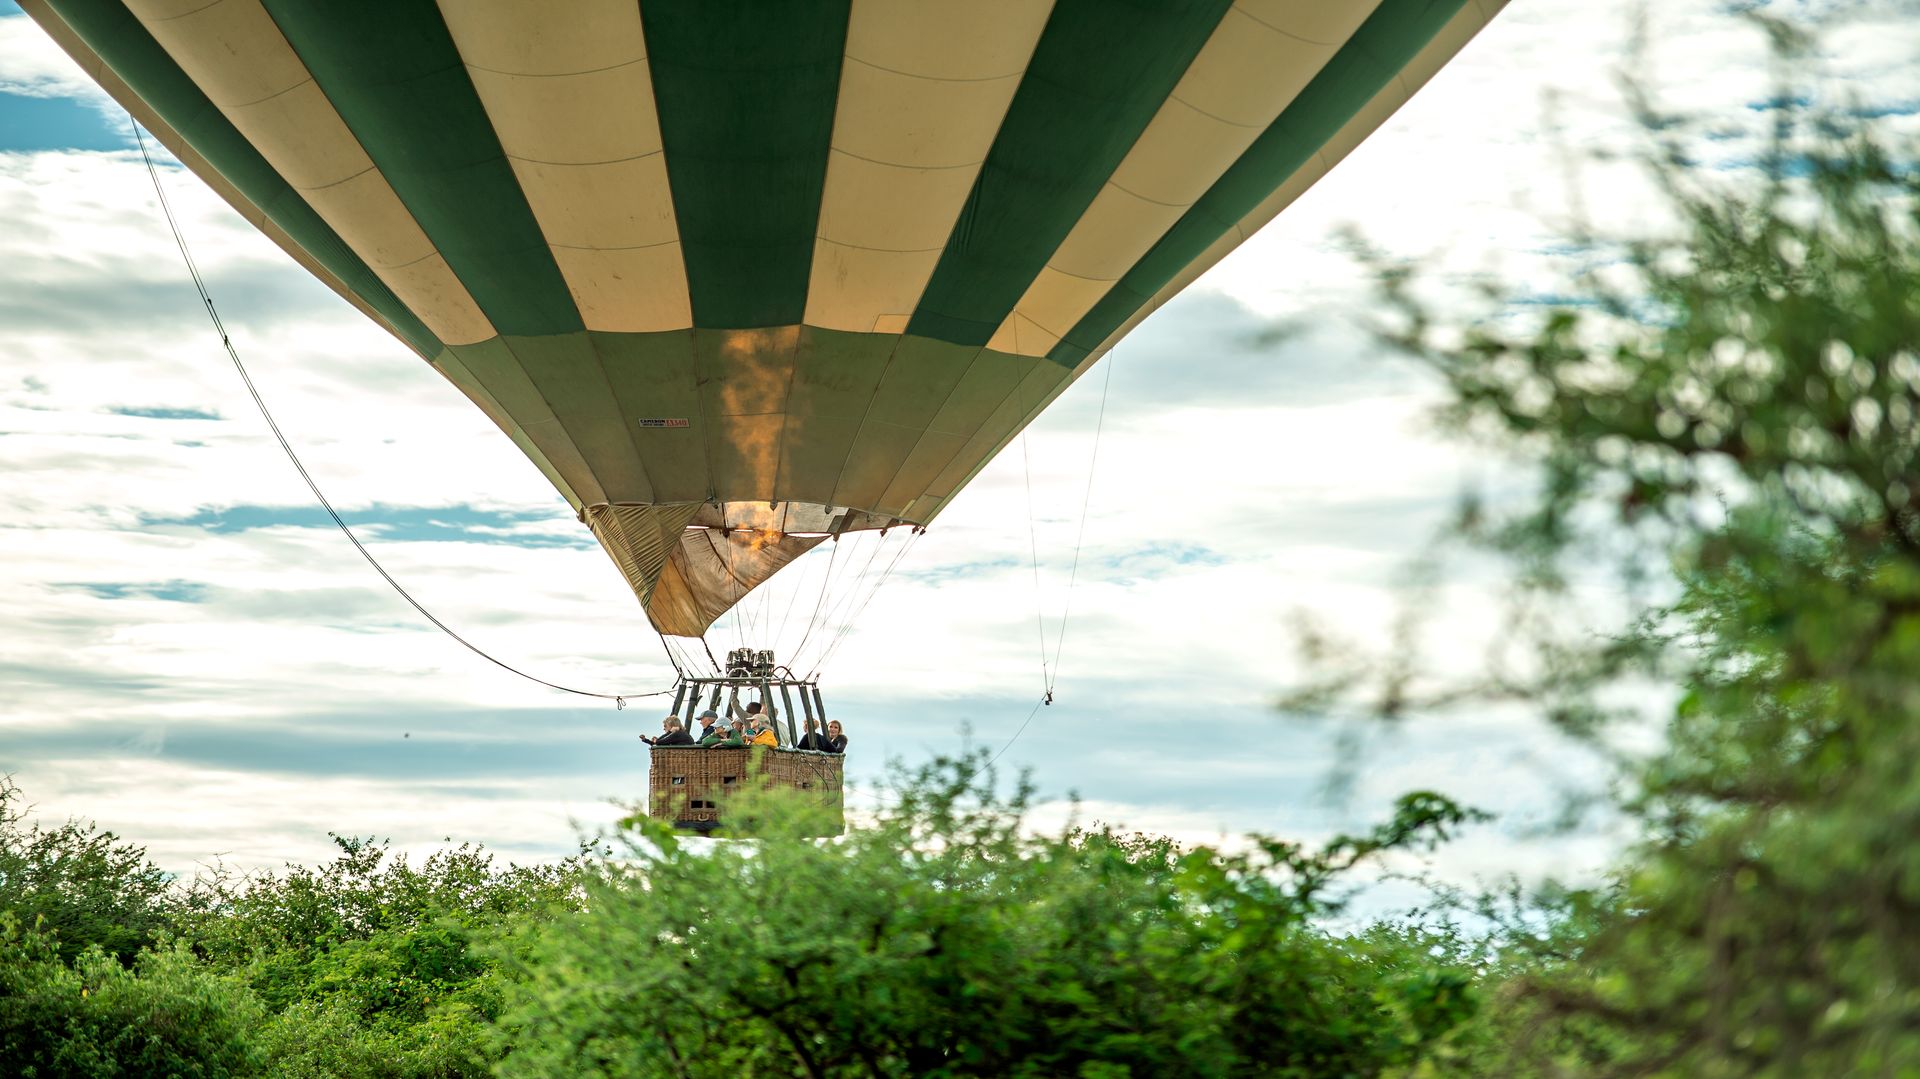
[797,530,880,670]
[773,532,815,645]
[810,528,923,676]
[989,349,1119,761]
[988,697,1048,767]
[787,532,842,665]
[129,116,672,708]
[1020,432,1051,697]
[801,531,888,672]
[1045,348,1115,697]
[655,630,685,680]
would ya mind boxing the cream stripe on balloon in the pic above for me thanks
[936,0,1505,532]
[804,0,1054,335]
[440,0,692,334]
[984,0,1382,356]
[1079,0,1508,367]
[127,0,496,346]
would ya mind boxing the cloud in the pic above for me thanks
[1086,291,1417,413]
[58,580,207,602]
[3,0,1913,890]
[143,503,597,549]
[108,406,221,421]
[0,14,109,102]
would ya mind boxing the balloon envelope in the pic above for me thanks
[26,0,1501,636]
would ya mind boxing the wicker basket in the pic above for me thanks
[649,746,844,835]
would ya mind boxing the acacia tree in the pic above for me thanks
[1309,18,1920,1076]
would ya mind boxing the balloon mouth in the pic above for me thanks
[583,500,914,638]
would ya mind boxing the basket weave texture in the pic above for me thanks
[649,746,844,832]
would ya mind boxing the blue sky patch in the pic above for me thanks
[1510,290,1603,308]
[1850,99,1920,120]
[901,556,1021,585]
[142,502,595,549]
[1098,542,1226,579]
[111,405,221,420]
[0,91,126,153]
[64,580,208,602]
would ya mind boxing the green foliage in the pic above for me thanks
[0,914,264,1077]
[1318,18,1920,1076]
[0,766,1494,1077]
[0,782,587,1078]
[499,754,1485,1078]
[0,777,175,965]
[173,835,586,1078]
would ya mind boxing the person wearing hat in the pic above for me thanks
[694,709,725,746]
[745,714,779,748]
[708,717,748,748]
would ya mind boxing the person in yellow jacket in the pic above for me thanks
[745,715,779,748]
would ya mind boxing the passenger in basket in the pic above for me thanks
[823,721,847,755]
[694,709,724,745]
[746,715,779,748]
[640,716,694,747]
[796,718,830,752]
[710,718,747,747]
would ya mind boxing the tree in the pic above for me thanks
[173,834,587,1078]
[1308,16,1920,1075]
[0,777,174,965]
[498,754,1484,1078]
[0,914,265,1077]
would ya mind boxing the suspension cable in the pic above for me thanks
[1019,432,1051,698]
[1045,347,1115,697]
[801,531,888,672]
[988,696,1048,767]
[810,527,923,676]
[990,348,1119,759]
[787,533,839,663]
[129,116,673,707]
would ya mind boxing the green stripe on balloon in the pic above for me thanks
[904,0,1235,348]
[40,0,441,358]
[1050,0,1473,367]
[643,0,850,329]
[261,0,583,337]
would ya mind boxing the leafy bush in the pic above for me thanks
[0,778,174,965]
[0,914,264,1077]
[498,755,1484,1078]
[0,782,587,1078]
[174,835,586,1078]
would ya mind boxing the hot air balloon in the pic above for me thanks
[26,0,1502,826]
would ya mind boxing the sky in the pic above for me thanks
[2,1,1915,893]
